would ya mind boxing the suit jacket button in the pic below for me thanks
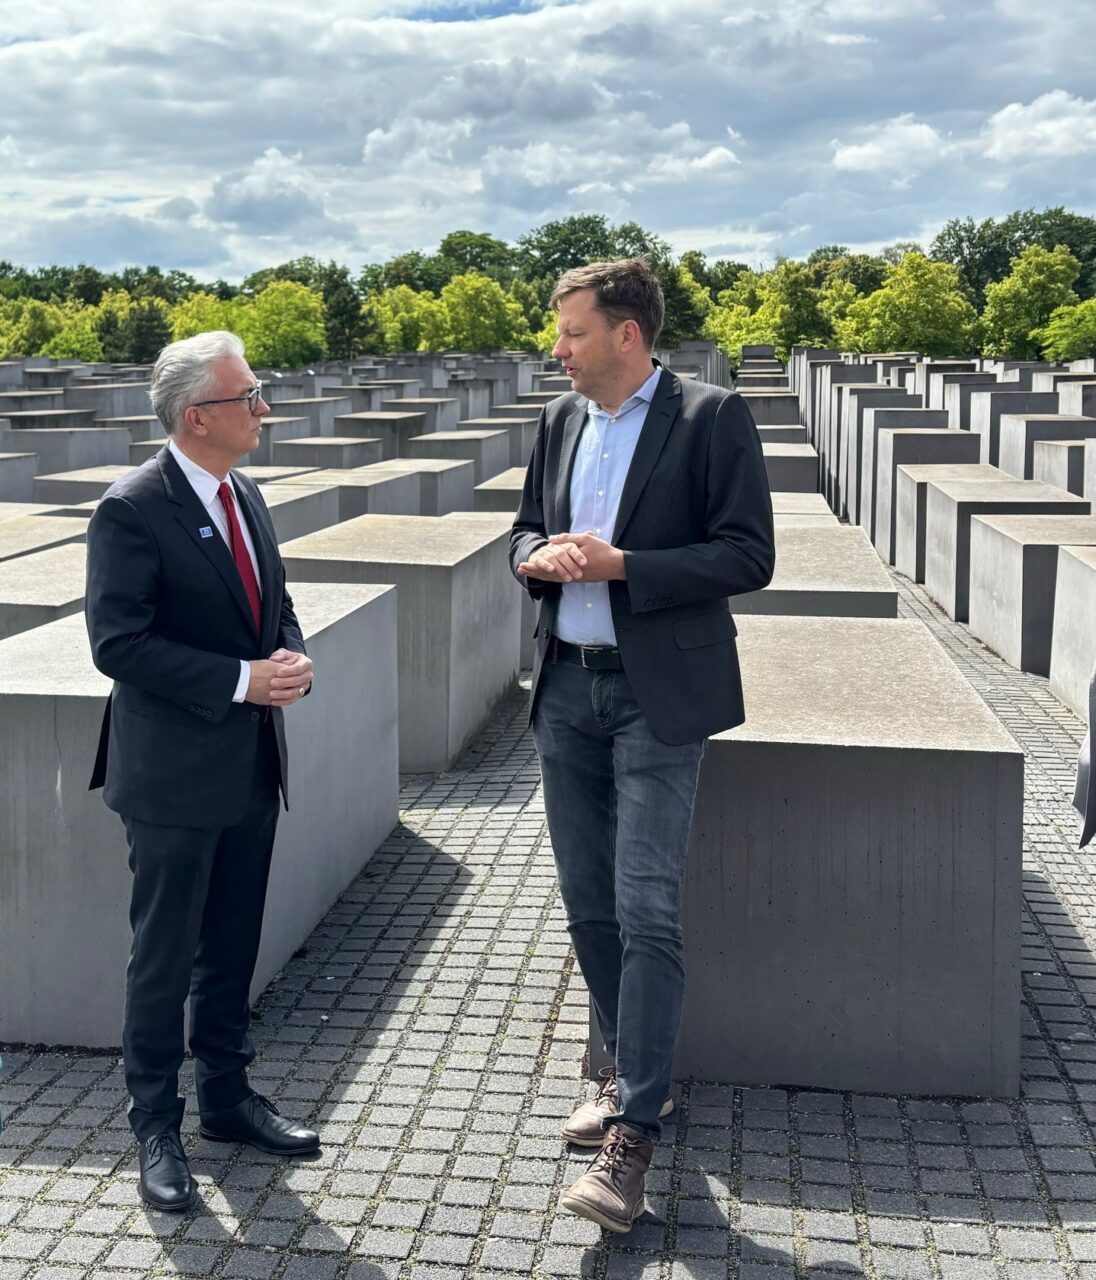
[250,711,260,722]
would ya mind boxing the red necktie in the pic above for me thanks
[217,481,262,630]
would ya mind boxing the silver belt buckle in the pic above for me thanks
[579,645,609,669]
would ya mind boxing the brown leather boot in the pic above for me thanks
[560,1123,654,1232]
[561,1068,674,1147]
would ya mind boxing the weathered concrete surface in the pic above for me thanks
[260,396,351,436]
[840,388,913,525]
[0,541,88,640]
[859,406,948,545]
[64,382,151,419]
[895,463,1004,583]
[1050,544,1096,718]
[0,514,89,564]
[474,467,526,514]
[0,452,36,502]
[738,390,800,425]
[331,411,427,460]
[733,525,898,617]
[1057,380,1096,417]
[32,465,134,505]
[272,436,384,470]
[924,479,1089,621]
[282,515,519,772]
[1033,438,1086,496]
[969,390,1061,467]
[998,414,1096,480]
[0,426,130,474]
[459,417,538,468]
[245,416,312,467]
[365,458,476,517]
[259,485,342,542]
[0,583,399,1047]
[875,429,982,564]
[267,466,421,521]
[756,425,807,445]
[380,396,459,434]
[406,429,512,485]
[771,492,832,515]
[676,614,1023,1096]
[762,443,818,493]
[968,513,1096,676]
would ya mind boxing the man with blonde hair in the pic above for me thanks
[86,332,319,1212]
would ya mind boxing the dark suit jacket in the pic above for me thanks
[510,369,775,745]
[85,446,306,829]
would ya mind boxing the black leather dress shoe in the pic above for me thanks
[138,1131,196,1212]
[199,1093,319,1156]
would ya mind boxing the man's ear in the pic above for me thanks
[182,405,208,438]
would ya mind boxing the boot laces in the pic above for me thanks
[593,1068,618,1110]
[253,1093,281,1116]
[145,1131,184,1166]
[592,1128,639,1180]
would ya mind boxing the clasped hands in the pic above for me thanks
[518,531,626,583]
[247,648,314,707]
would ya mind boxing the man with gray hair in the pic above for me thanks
[85,331,319,1212]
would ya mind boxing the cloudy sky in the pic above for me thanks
[1,0,1094,281]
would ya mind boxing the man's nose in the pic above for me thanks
[255,396,270,416]
[552,338,567,359]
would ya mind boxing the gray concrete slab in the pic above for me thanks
[895,463,1005,583]
[875,430,983,564]
[331,411,427,460]
[129,440,161,464]
[924,478,1089,621]
[94,415,163,442]
[267,466,421,520]
[364,458,476,517]
[259,484,342,542]
[0,541,88,640]
[237,464,321,485]
[0,452,36,502]
[261,396,351,436]
[968,513,1096,676]
[0,582,399,1047]
[1033,438,1086,496]
[0,425,130,474]
[488,403,540,421]
[840,388,913,526]
[998,413,1096,480]
[474,467,526,514]
[674,613,1023,1097]
[441,511,536,668]
[0,500,67,521]
[459,417,538,468]
[405,429,512,485]
[380,396,460,434]
[763,443,818,493]
[0,514,89,564]
[245,415,312,466]
[32,465,134,504]
[733,525,897,617]
[64,381,151,418]
[969,389,1060,466]
[859,406,947,544]
[0,407,98,430]
[756,424,807,445]
[1057,380,1096,417]
[282,515,519,772]
[771,491,831,516]
[937,373,998,427]
[737,390,800,425]
[1050,545,1096,718]
[271,436,383,470]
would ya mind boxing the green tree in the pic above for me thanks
[979,244,1080,358]
[239,280,326,367]
[0,298,65,356]
[168,291,236,341]
[441,272,533,351]
[836,253,976,355]
[318,263,368,360]
[42,302,104,360]
[364,285,448,354]
[880,240,923,265]
[437,231,516,282]
[1034,298,1096,361]
[95,309,128,362]
[123,299,173,362]
[68,264,110,306]
[659,262,711,347]
[516,213,618,279]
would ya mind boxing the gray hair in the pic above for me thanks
[149,330,246,434]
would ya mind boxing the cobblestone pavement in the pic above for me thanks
[4,573,1096,1280]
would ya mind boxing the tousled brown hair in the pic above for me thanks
[549,257,665,350]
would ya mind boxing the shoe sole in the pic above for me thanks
[561,1097,674,1147]
[198,1128,320,1157]
[560,1189,644,1233]
[138,1185,198,1213]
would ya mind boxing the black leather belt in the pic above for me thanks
[554,638,623,671]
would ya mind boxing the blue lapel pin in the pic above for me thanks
[199,526,213,539]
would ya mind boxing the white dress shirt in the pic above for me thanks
[168,439,262,703]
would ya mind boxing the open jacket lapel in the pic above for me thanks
[158,447,260,638]
[555,399,589,533]
[612,370,681,543]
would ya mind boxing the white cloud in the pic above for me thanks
[981,90,1096,161]
[832,114,948,173]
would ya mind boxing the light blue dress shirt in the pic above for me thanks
[555,365,662,646]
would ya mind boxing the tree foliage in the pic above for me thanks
[835,253,976,355]
[978,244,1080,359]
[1033,298,1096,362]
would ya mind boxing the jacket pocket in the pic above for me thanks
[673,608,737,650]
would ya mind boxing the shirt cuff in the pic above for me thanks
[232,660,250,703]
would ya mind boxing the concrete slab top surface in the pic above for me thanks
[331,410,426,422]
[259,484,331,508]
[476,468,527,490]
[365,458,472,475]
[269,466,416,489]
[1000,413,1095,425]
[281,514,505,566]
[927,478,1080,503]
[766,525,895,592]
[899,463,1003,484]
[278,436,379,447]
[0,450,35,461]
[723,614,1021,753]
[34,465,133,484]
[0,515,89,560]
[237,465,320,483]
[0,502,66,521]
[0,541,87,604]
[461,417,535,426]
[413,429,509,441]
[762,443,816,457]
[1060,544,1096,571]
[770,492,831,514]
[380,397,457,407]
[970,513,1096,545]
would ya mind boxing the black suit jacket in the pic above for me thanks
[85,446,306,828]
[510,370,775,744]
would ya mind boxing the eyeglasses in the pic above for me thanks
[192,380,264,414]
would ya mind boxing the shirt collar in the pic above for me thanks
[168,437,236,506]
[589,364,663,417]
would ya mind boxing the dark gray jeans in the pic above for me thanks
[532,657,705,1141]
